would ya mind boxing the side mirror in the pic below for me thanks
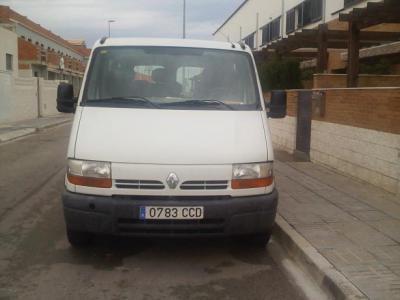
[57,83,77,113]
[267,90,287,119]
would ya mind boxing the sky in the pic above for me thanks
[1,0,244,47]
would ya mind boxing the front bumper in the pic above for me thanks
[62,190,278,237]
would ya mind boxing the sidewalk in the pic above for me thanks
[0,115,73,143]
[274,150,400,299]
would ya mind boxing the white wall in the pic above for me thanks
[38,78,61,117]
[268,116,297,154]
[310,120,400,195]
[0,26,18,76]
[0,72,14,122]
[0,75,61,124]
[214,0,383,51]
[12,77,39,122]
[268,116,400,196]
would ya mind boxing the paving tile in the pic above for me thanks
[387,262,400,277]
[294,224,357,250]
[341,263,400,300]
[275,157,400,300]
[329,222,397,247]
[351,210,391,222]
[320,247,378,268]
[368,220,400,243]
[368,246,400,262]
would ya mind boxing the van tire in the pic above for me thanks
[235,232,272,248]
[67,228,93,247]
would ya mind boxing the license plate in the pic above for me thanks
[139,206,204,220]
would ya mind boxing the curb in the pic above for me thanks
[0,119,72,143]
[36,118,72,130]
[273,215,367,300]
[0,128,36,143]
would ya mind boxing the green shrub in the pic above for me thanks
[257,57,303,91]
[360,58,391,75]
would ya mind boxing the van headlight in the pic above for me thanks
[67,159,112,188]
[231,162,274,189]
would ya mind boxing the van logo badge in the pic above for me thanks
[166,173,179,189]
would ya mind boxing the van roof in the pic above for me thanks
[93,38,250,52]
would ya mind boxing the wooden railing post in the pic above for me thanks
[347,21,360,87]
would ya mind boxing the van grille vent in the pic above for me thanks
[180,180,228,190]
[115,180,165,190]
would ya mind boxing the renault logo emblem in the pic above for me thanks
[166,173,179,189]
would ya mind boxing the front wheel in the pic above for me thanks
[234,232,272,248]
[66,228,93,247]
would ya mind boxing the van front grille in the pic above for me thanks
[180,180,228,190]
[115,180,165,190]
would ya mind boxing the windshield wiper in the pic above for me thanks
[86,96,160,109]
[165,99,235,110]
[111,96,161,109]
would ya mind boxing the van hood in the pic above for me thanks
[74,107,268,165]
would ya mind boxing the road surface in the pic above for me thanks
[0,123,305,300]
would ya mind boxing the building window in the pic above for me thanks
[344,0,364,8]
[243,33,255,49]
[262,17,281,45]
[286,9,296,34]
[286,0,322,33]
[6,54,13,71]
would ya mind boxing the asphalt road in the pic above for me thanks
[0,123,305,300]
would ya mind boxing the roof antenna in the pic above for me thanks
[100,36,108,45]
[239,41,246,50]
[231,42,236,49]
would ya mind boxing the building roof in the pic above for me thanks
[213,0,249,36]
[0,5,87,57]
[68,39,91,57]
[67,39,87,47]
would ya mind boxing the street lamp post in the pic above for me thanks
[108,20,115,37]
[183,0,186,39]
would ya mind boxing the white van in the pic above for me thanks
[57,38,287,247]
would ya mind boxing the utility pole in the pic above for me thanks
[108,20,115,37]
[183,0,186,39]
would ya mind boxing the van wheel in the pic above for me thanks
[235,232,272,248]
[66,228,93,247]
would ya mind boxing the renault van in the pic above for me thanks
[57,38,287,247]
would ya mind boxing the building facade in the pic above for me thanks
[0,26,18,77]
[213,0,382,50]
[0,5,90,91]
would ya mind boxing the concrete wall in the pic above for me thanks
[314,74,400,89]
[0,26,18,76]
[269,116,297,153]
[0,72,13,122]
[268,88,400,196]
[38,78,60,117]
[11,77,39,122]
[0,74,62,124]
[0,74,38,123]
[311,120,400,195]
[214,0,382,50]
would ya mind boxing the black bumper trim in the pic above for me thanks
[62,190,278,237]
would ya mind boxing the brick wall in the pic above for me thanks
[314,74,400,89]
[18,37,86,74]
[314,88,400,134]
[18,37,38,62]
[286,90,298,117]
[268,87,400,196]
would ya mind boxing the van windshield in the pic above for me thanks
[82,46,260,111]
